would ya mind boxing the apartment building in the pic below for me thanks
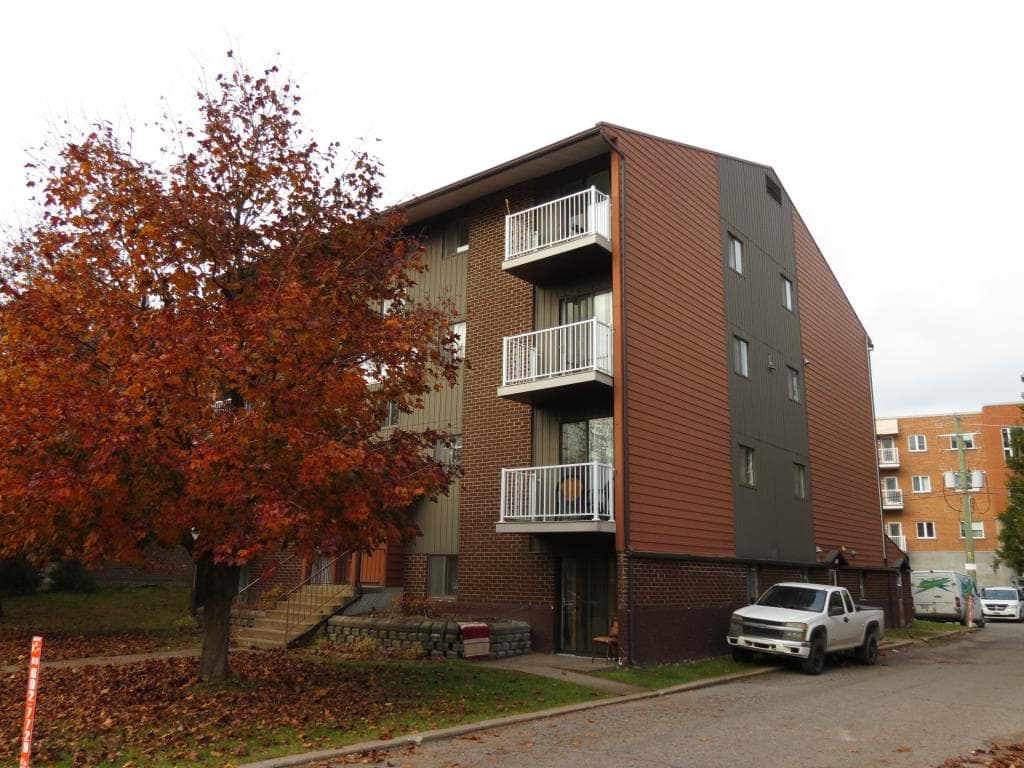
[366,122,913,664]
[877,403,1022,587]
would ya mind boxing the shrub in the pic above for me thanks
[0,556,43,595]
[48,559,99,593]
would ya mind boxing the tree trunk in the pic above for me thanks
[196,556,239,683]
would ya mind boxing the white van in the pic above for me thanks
[910,570,985,627]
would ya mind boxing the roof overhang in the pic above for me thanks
[401,126,610,225]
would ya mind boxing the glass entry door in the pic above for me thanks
[559,555,615,655]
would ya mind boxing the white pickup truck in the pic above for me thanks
[726,582,885,675]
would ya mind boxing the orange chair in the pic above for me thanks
[592,617,619,662]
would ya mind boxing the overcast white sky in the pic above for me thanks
[2,1,1021,417]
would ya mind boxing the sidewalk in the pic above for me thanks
[0,647,201,675]
[478,652,647,695]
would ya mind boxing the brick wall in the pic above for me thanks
[404,553,427,599]
[454,182,558,648]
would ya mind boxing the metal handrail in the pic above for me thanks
[502,318,613,387]
[236,552,298,609]
[283,551,355,643]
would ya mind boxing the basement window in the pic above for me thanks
[428,555,458,598]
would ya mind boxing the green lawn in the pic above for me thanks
[591,656,753,689]
[3,585,193,635]
[1,586,199,663]
[2,653,602,767]
[886,619,972,641]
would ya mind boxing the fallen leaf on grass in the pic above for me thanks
[895,746,913,753]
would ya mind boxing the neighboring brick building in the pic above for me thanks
[876,403,1023,587]
[252,124,910,662]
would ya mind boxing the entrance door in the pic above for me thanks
[559,555,615,655]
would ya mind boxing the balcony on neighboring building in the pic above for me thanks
[882,487,904,510]
[497,461,615,534]
[888,534,907,551]
[877,445,900,468]
[497,318,612,404]
[503,187,612,283]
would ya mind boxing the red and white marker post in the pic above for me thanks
[19,636,43,768]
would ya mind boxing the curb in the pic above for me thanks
[239,666,778,768]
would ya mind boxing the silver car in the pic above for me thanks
[980,587,1024,621]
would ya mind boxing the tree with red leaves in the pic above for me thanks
[0,55,460,682]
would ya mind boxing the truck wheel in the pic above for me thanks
[856,628,878,666]
[801,635,826,675]
[731,646,752,663]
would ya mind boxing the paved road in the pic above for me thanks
[338,624,1024,768]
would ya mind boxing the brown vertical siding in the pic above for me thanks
[792,210,885,567]
[608,128,735,556]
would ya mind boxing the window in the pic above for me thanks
[733,336,750,377]
[766,175,783,204]
[450,321,466,360]
[911,475,931,493]
[427,555,458,598]
[793,463,808,499]
[1003,427,1021,461]
[944,470,985,490]
[747,566,759,603]
[727,235,744,274]
[739,445,756,487]
[782,276,794,311]
[381,401,400,429]
[908,434,927,452]
[887,522,903,539]
[915,521,936,539]
[959,521,985,540]
[787,367,801,402]
[560,417,613,465]
[443,219,469,257]
[945,433,976,450]
[828,591,844,615]
[435,434,462,466]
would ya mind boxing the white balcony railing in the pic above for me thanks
[882,488,904,508]
[500,462,614,524]
[502,319,612,387]
[505,187,611,261]
[888,534,907,551]
[877,446,900,466]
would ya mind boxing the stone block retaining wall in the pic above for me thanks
[325,616,530,659]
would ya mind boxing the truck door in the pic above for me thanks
[824,590,860,649]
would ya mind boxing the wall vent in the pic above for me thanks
[766,176,782,204]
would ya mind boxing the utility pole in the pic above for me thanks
[954,415,977,613]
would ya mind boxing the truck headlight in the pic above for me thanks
[729,615,743,635]
[782,622,807,641]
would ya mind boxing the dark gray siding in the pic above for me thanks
[718,158,814,562]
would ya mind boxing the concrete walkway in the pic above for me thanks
[0,647,201,675]
[478,652,647,695]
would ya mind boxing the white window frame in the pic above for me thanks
[381,401,400,429]
[911,475,931,494]
[942,433,976,450]
[908,434,927,452]
[1003,427,1019,461]
[451,321,466,360]
[782,275,794,311]
[793,463,807,499]
[443,219,469,257]
[915,521,936,539]
[733,336,749,377]
[959,521,985,540]
[887,521,903,539]
[728,234,744,274]
[787,367,801,402]
[739,444,756,487]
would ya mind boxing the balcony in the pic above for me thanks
[877,446,900,468]
[888,534,907,551]
[503,187,612,283]
[497,319,613,404]
[497,462,615,534]
[882,487,904,510]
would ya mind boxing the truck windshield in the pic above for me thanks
[982,588,1019,600]
[757,585,827,612]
